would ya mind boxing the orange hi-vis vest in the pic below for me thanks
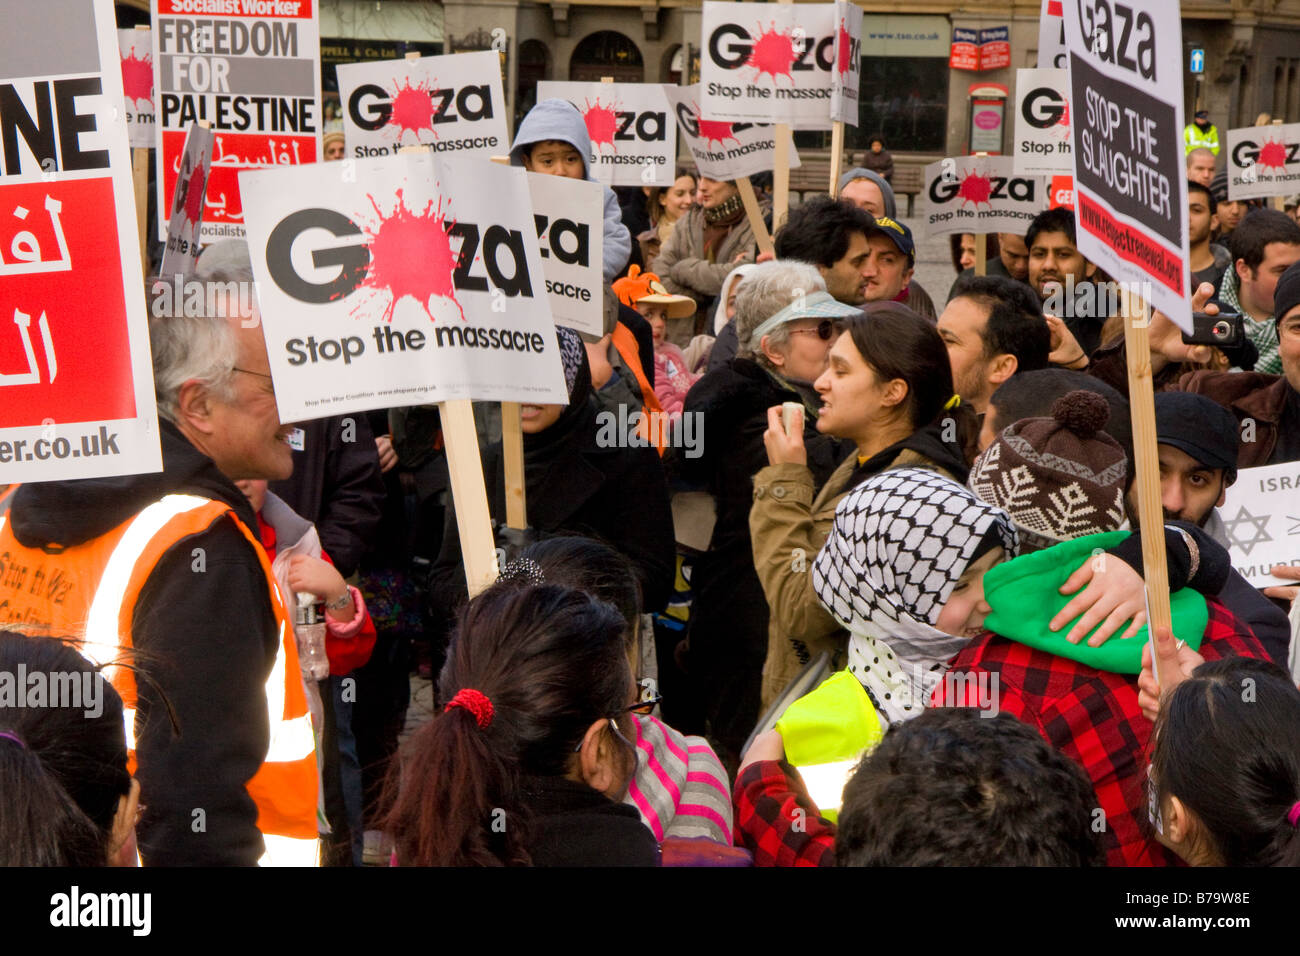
[0,492,319,866]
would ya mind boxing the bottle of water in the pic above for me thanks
[294,592,331,681]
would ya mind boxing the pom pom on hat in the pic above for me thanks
[1051,390,1109,440]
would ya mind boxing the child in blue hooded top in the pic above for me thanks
[510,99,633,284]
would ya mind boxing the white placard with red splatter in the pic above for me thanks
[1014,69,1072,175]
[699,1,839,128]
[1038,0,1067,70]
[0,0,161,482]
[526,173,604,338]
[158,123,214,278]
[829,2,862,127]
[238,152,568,422]
[151,0,321,244]
[336,51,508,163]
[921,155,1047,238]
[663,84,801,182]
[534,81,676,187]
[118,28,155,148]
[1226,124,1300,201]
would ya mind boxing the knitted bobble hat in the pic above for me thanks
[968,389,1129,552]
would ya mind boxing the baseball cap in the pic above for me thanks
[1153,392,1239,471]
[747,290,862,347]
[865,216,915,262]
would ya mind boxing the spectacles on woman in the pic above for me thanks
[786,319,835,341]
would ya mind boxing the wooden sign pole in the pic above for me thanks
[975,233,987,276]
[1121,289,1173,638]
[132,149,149,277]
[828,120,845,197]
[737,177,775,256]
[439,398,503,595]
[770,0,793,231]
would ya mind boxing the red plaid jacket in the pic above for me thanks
[733,760,837,867]
[933,597,1266,867]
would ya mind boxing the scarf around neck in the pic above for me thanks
[812,467,1018,725]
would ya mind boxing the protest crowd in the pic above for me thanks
[5,0,1300,875]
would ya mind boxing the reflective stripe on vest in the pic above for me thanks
[775,670,884,821]
[0,491,318,865]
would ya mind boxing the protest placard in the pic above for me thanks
[238,152,568,423]
[118,28,155,148]
[699,1,838,128]
[158,123,214,278]
[337,51,508,162]
[1219,463,1300,588]
[663,84,800,182]
[1226,123,1300,201]
[1039,0,1067,69]
[526,172,603,338]
[1014,68,1072,175]
[152,0,321,243]
[0,0,161,482]
[1063,0,1190,331]
[921,155,1046,237]
[535,81,675,187]
[829,2,862,127]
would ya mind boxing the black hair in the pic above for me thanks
[948,233,1001,274]
[382,583,631,866]
[1227,207,1300,272]
[774,195,878,270]
[1187,180,1217,215]
[869,133,886,148]
[987,368,1133,471]
[0,631,131,866]
[512,536,642,640]
[950,274,1051,372]
[843,302,980,464]
[1026,207,1078,250]
[835,708,1104,866]
[1151,656,1300,866]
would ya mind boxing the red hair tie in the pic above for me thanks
[444,688,494,729]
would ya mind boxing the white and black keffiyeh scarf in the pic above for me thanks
[812,468,1019,726]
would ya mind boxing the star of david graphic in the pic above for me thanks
[1288,515,1300,536]
[1223,505,1272,556]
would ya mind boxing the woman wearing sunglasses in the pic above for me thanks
[751,303,980,708]
[383,582,659,866]
[677,261,860,770]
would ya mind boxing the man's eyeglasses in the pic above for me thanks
[786,319,835,341]
[232,367,273,379]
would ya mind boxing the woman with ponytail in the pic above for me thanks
[0,631,139,866]
[1148,656,1300,867]
[383,584,658,866]
[750,302,979,707]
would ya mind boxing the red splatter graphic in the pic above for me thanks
[184,163,206,224]
[583,97,620,151]
[387,78,439,144]
[693,103,740,149]
[836,19,852,77]
[956,171,993,207]
[358,189,464,324]
[748,21,797,85]
[1257,139,1289,170]
[121,47,153,107]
